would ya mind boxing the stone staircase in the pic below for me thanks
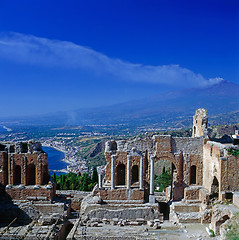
[169,185,211,223]
[170,200,202,223]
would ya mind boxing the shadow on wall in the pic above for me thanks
[0,187,34,227]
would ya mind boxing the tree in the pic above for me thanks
[155,167,171,192]
[92,167,98,184]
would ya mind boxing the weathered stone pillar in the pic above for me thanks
[22,155,27,185]
[139,155,144,190]
[149,156,155,203]
[98,173,103,189]
[111,155,116,190]
[127,155,131,189]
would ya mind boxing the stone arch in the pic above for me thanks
[132,165,139,183]
[116,163,125,185]
[27,164,36,185]
[215,214,230,235]
[14,165,21,185]
[210,176,219,199]
[154,154,183,200]
[190,165,197,184]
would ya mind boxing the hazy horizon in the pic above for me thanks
[0,0,238,118]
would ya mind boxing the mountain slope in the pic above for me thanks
[2,80,239,128]
[70,80,239,124]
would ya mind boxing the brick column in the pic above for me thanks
[8,155,14,185]
[111,155,116,190]
[139,155,144,190]
[127,155,131,189]
[22,155,27,185]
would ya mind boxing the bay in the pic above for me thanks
[42,146,67,175]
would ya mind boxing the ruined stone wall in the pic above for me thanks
[0,152,8,187]
[203,141,222,193]
[203,141,239,200]
[99,188,145,202]
[8,152,48,185]
[6,184,55,201]
[104,134,205,196]
[115,138,154,155]
[192,108,208,138]
[233,192,239,208]
[173,137,204,155]
[154,136,204,186]
[0,141,49,187]
[220,152,239,192]
[104,150,148,186]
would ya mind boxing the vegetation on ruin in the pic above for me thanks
[225,212,239,240]
[227,148,239,157]
[155,167,171,192]
[51,167,98,191]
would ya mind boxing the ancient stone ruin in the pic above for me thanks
[0,109,239,239]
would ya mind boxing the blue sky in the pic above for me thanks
[0,0,238,117]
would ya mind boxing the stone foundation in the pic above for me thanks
[6,184,55,201]
[98,188,145,202]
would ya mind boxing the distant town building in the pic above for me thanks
[232,129,239,145]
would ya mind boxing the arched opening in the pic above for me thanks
[27,164,36,185]
[116,164,125,186]
[9,145,15,153]
[215,215,230,235]
[14,165,21,185]
[210,176,219,200]
[159,202,170,220]
[0,144,5,151]
[131,165,139,183]
[111,141,117,151]
[190,165,197,184]
[21,143,28,153]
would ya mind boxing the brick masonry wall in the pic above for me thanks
[99,188,145,201]
[6,186,55,201]
[220,154,239,192]
[203,142,221,193]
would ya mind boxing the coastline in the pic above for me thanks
[0,125,12,132]
[42,143,67,154]
[41,140,88,175]
[42,144,69,174]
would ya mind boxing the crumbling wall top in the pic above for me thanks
[192,108,208,138]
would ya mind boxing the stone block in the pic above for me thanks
[147,220,153,227]
[153,222,161,229]
[91,222,98,227]
[149,195,155,204]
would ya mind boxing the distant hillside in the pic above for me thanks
[1,80,238,129]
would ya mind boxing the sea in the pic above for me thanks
[0,126,7,132]
[42,146,68,176]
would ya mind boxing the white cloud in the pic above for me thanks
[0,32,223,88]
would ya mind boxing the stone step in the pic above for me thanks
[171,202,200,213]
[185,199,202,204]
[177,212,201,223]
